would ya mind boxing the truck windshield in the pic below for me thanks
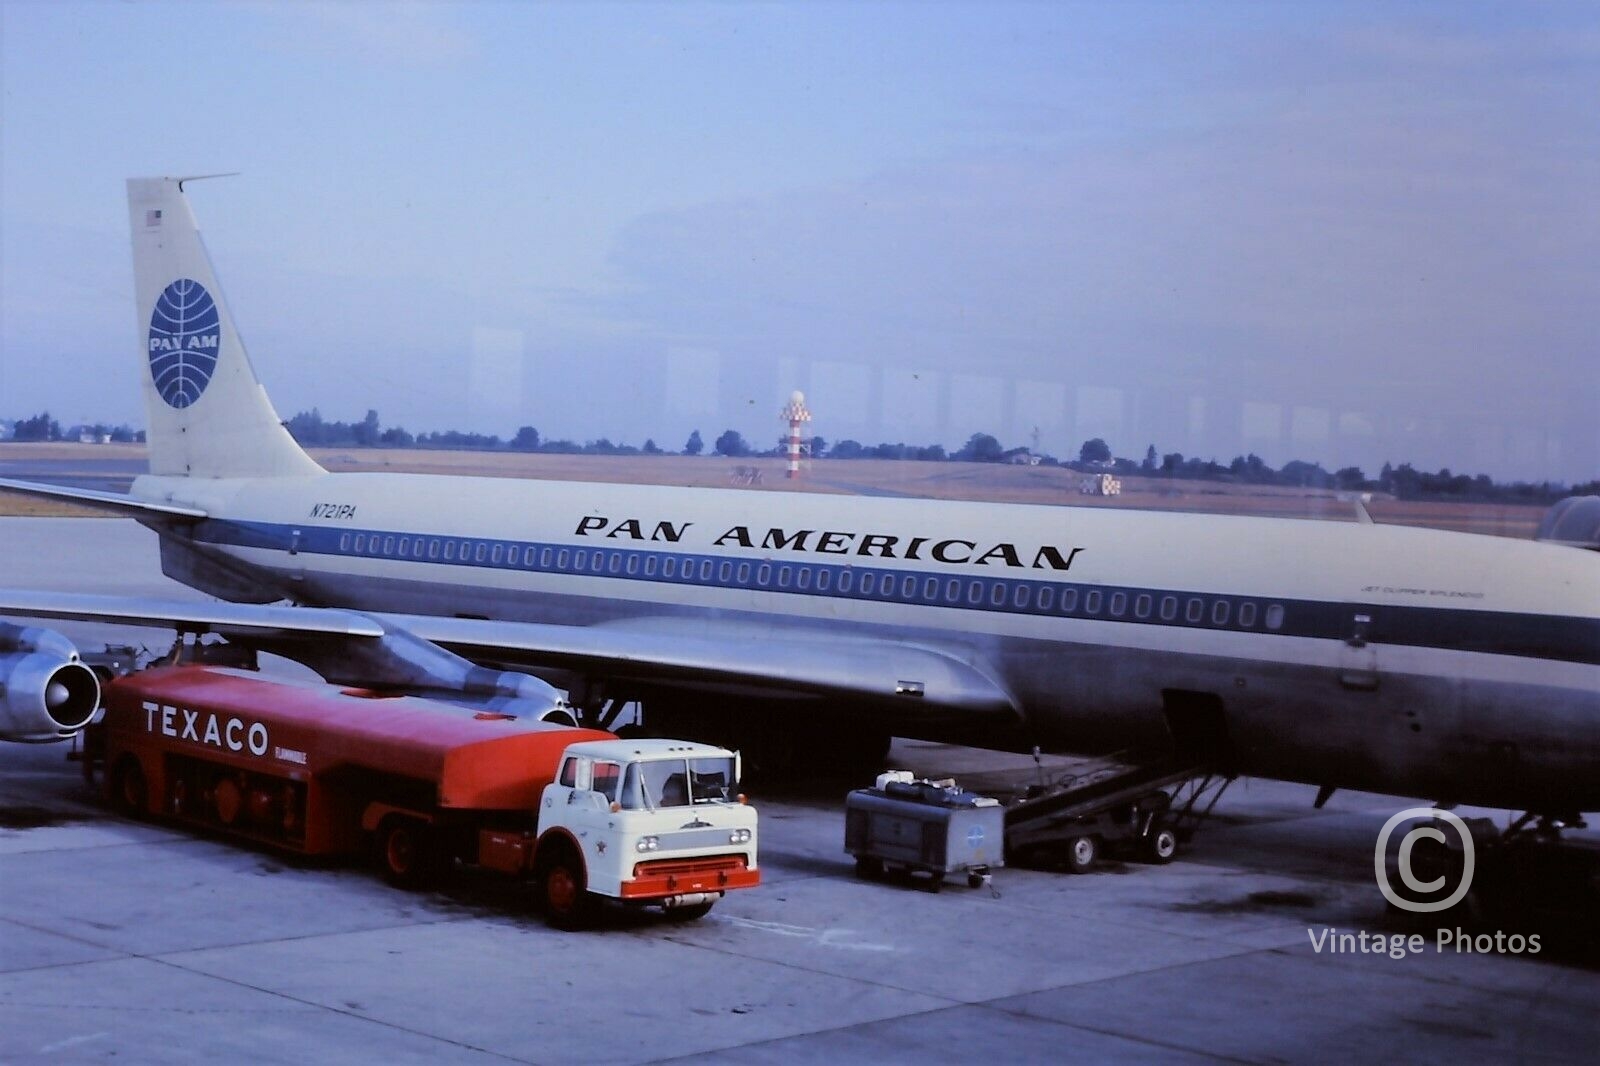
[619,757,737,809]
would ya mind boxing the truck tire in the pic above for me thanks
[378,816,436,889]
[1065,835,1099,874]
[853,856,884,880]
[1143,827,1179,865]
[110,757,146,818]
[538,845,595,930]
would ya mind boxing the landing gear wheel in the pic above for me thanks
[666,900,716,922]
[378,817,436,889]
[540,851,595,930]
[1143,827,1179,865]
[1065,835,1099,874]
[112,758,146,817]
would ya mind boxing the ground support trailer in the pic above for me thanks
[845,773,1006,890]
[1003,754,1232,873]
[88,665,760,926]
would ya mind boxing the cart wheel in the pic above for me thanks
[853,856,884,880]
[378,816,436,889]
[926,872,944,893]
[1143,827,1179,865]
[967,871,987,889]
[1065,835,1099,874]
[539,845,595,930]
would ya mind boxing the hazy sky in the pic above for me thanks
[2,2,1595,482]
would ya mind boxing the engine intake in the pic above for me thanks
[0,624,102,742]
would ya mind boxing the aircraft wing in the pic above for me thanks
[389,613,1022,724]
[0,478,206,520]
[0,591,1021,726]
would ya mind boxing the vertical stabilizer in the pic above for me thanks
[128,177,322,479]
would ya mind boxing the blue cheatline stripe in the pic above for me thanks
[191,519,1600,667]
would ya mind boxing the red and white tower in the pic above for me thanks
[780,390,812,480]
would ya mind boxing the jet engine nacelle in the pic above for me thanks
[0,623,102,742]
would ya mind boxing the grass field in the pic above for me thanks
[0,441,1551,538]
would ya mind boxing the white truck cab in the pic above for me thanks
[536,738,760,926]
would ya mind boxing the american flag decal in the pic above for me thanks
[146,209,162,227]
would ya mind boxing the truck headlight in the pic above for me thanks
[635,836,659,853]
[728,829,751,844]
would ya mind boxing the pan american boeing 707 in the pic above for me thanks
[1,177,1597,835]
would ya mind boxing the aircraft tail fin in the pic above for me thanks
[127,177,322,479]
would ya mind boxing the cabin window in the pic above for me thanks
[1084,590,1102,614]
[443,539,456,561]
[644,555,658,577]
[967,580,983,605]
[1186,598,1204,624]
[837,570,853,593]
[1211,600,1231,626]
[1266,604,1286,630]
[924,577,940,601]
[661,555,675,578]
[573,549,587,570]
[1013,585,1030,608]
[522,546,536,566]
[1135,594,1152,619]
[816,569,831,591]
[1160,596,1178,621]
[558,758,578,788]
[625,554,638,575]
[429,540,441,560]
[756,564,772,587]
[990,583,1007,607]
[593,552,608,574]
[490,544,504,565]
[339,533,351,551]
[539,548,552,568]
[1060,588,1079,613]
[860,573,876,595]
[353,533,367,553]
[719,561,733,583]
[470,542,484,563]
[1238,602,1258,627]
[737,562,751,584]
[382,536,396,556]
[1109,592,1127,616]
[699,560,714,582]
[605,552,621,574]
[1035,586,1055,610]
[778,566,793,588]
[798,568,813,590]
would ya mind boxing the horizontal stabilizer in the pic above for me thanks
[0,478,207,520]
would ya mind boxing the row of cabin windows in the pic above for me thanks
[335,532,1285,631]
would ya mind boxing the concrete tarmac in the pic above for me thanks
[2,518,1598,1063]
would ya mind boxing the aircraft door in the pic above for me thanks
[1337,610,1379,691]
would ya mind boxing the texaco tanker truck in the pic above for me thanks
[88,665,760,926]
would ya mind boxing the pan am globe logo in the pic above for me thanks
[148,278,221,409]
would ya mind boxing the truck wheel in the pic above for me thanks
[379,817,436,889]
[1065,835,1099,874]
[111,757,146,818]
[539,847,594,930]
[1143,827,1179,865]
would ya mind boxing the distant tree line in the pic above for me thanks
[19,405,1584,504]
[2,411,142,443]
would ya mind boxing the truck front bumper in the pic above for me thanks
[619,854,760,900]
